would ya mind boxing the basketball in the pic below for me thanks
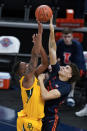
[35,5,53,22]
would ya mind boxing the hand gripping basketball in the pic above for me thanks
[35,5,53,22]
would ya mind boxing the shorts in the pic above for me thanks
[17,116,42,131]
[42,115,59,131]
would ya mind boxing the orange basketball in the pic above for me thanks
[35,5,53,22]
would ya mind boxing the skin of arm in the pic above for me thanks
[35,21,48,77]
[37,17,61,100]
[35,46,48,77]
[49,16,57,65]
[24,21,42,80]
[24,34,40,80]
[38,74,61,100]
[24,21,48,82]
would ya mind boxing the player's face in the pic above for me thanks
[63,33,73,45]
[58,65,72,79]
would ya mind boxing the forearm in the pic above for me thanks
[25,49,39,75]
[40,46,48,66]
[50,28,55,41]
[49,17,56,51]
[39,79,61,100]
[35,46,48,77]
[49,30,57,65]
[39,79,49,100]
[49,27,56,51]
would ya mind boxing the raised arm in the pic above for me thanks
[49,16,57,65]
[35,21,48,77]
[24,33,41,79]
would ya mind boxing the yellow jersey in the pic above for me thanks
[18,76,45,120]
[17,76,45,131]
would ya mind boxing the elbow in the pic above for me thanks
[42,62,49,70]
[41,93,52,101]
[41,95,47,101]
[45,62,49,69]
[44,58,49,66]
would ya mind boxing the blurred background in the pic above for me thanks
[0,1,87,130]
[0,0,87,72]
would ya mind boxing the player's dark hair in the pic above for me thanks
[68,63,80,83]
[11,61,21,82]
[12,61,21,74]
[62,27,73,34]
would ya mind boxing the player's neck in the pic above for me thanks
[59,75,68,82]
[28,75,35,86]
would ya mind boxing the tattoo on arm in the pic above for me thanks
[49,41,54,48]
[25,54,38,74]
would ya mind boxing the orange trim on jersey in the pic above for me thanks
[52,108,59,131]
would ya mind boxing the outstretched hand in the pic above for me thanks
[37,20,43,35]
[31,20,43,55]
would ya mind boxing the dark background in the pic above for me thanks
[0,0,87,72]
[0,0,86,54]
[0,27,50,54]
[1,0,85,19]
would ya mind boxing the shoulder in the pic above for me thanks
[72,39,81,46]
[72,39,83,49]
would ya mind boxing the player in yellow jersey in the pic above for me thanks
[16,20,48,131]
